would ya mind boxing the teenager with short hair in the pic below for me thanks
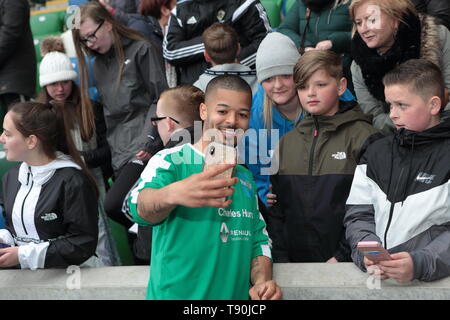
[345,59,450,282]
[194,23,258,94]
[269,50,379,263]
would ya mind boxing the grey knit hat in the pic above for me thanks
[256,32,300,83]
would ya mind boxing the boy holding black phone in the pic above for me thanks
[345,59,450,283]
[128,75,281,300]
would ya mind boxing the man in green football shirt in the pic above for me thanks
[128,75,282,300]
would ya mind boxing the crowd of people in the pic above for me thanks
[0,0,449,300]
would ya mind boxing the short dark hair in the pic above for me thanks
[202,23,239,65]
[383,59,445,107]
[205,75,252,102]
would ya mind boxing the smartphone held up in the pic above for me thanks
[203,141,237,201]
[357,241,392,262]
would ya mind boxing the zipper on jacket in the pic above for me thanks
[383,167,404,249]
[21,167,34,235]
[308,117,319,175]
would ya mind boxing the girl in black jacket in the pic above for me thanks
[0,101,99,269]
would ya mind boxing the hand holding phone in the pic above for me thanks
[357,241,392,262]
[0,243,10,256]
[203,142,237,201]
[203,142,236,179]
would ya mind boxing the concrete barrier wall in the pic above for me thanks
[1,263,450,300]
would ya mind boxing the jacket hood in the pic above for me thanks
[18,152,81,186]
[395,118,450,147]
[298,100,372,133]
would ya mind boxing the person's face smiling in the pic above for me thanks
[200,88,251,146]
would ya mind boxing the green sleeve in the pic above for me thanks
[328,31,351,54]
[128,151,177,227]
[277,0,302,47]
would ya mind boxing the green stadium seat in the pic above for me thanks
[261,0,281,28]
[30,11,65,36]
[108,219,135,266]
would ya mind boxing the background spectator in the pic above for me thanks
[107,0,141,14]
[72,1,168,229]
[411,0,450,30]
[163,0,272,85]
[194,23,258,95]
[350,0,450,135]
[277,0,353,93]
[0,0,36,122]
[123,85,203,265]
[37,41,119,266]
[245,32,303,208]
[101,0,178,87]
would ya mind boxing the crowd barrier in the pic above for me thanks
[1,263,449,300]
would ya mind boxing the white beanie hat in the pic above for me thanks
[256,32,301,83]
[39,51,77,87]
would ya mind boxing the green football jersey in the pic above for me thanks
[129,143,271,300]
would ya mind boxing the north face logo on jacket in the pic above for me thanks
[332,152,347,160]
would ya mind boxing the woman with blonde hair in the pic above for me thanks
[350,0,450,134]
[72,1,168,230]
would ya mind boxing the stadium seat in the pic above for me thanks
[30,11,65,36]
[108,219,135,266]
[68,0,89,6]
[261,0,281,28]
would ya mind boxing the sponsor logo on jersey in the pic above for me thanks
[220,222,229,243]
[218,208,254,219]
